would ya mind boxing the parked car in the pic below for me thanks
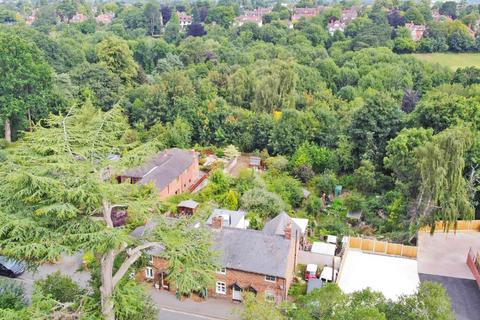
[320,266,338,283]
[0,256,25,278]
[305,263,318,280]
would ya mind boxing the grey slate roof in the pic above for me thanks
[123,148,195,191]
[177,199,199,209]
[263,211,304,237]
[207,209,246,228]
[419,273,480,320]
[212,227,292,278]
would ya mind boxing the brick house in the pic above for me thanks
[119,148,199,200]
[405,22,426,41]
[134,215,298,303]
[210,219,297,302]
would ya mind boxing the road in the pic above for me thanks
[158,307,230,320]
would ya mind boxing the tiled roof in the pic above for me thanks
[123,148,196,191]
[212,227,292,278]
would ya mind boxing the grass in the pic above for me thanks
[409,53,480,70]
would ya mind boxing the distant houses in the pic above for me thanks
[327,7,358,35]
[405,22,427,41]
[291,7,322,22]
[177,11,192,30]
[96,12,115,25]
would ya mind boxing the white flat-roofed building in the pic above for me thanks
[337,249,420,300]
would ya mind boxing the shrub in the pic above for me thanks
[36,271,84,303]
[0,278,26,310]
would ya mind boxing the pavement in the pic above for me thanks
[149,288,240,320]
[417,231,480,279]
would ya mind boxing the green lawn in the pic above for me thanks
[409,53,480,70]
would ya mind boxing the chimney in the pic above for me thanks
[284,221,292,240]
[212,216,223,229]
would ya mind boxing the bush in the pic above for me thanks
[241,188,286,218]
[36,271,84,303]
[0,278,26,310]
[343,192,366,213]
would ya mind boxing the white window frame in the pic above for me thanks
[216,267,226,274]
[145,267,154,279]
[265,275,276,282]
[216,281,226,294]
[149,255,154,265]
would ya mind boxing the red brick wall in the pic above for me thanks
[159,153,199,199]
[210,268,288,302]
[467,249,480,288]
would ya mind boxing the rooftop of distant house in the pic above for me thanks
[123,148,196,191]
[207,208,248,229]
[263,211,308,237]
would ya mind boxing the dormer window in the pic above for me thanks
[216,267,226,274]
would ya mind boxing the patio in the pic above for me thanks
[417,231,480,279]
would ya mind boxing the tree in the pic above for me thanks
[164,12,181,44]
[0,33,52,142]
[0,103,211,319]
[448,29,474,52]
[349,91,404,166]
[388,282,454,320]
[143,2,161,36]
[269,109,308,155]
[241,188,286,218]
[384,128,433,194]
[70,63,122,110]
[439,1,457,18]
[404,7,425,25]
[205,5,235,28]
[153,219,217,297]
[416,126,474,231]
[240,292,285,320]
[353,160,377,194]
[224,144,240,160]
[0,278,26,311]
[36,271,84,303]
[96,36,138,84]
[188,23,206,37]
[224,189,239,210]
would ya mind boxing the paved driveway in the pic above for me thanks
[298,250,341,269]
[417,231,480,279]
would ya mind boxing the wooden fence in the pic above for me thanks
[348,237,418,259]
[419,220,480,233]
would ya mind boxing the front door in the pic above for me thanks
[232,285,242,301]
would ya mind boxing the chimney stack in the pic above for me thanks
[212,216,223,229]
[284,221,292,240]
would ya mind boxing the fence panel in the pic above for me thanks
[361,239,374,251]
[348,237,417,258]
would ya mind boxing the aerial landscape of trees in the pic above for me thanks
[0,0,478,318]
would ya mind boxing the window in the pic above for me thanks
[265,275,276,282]
[216,267,226,274]
[145,267,154,279]
[149,255,154,265]
[216,281,226,294]
[265,290,275,302]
